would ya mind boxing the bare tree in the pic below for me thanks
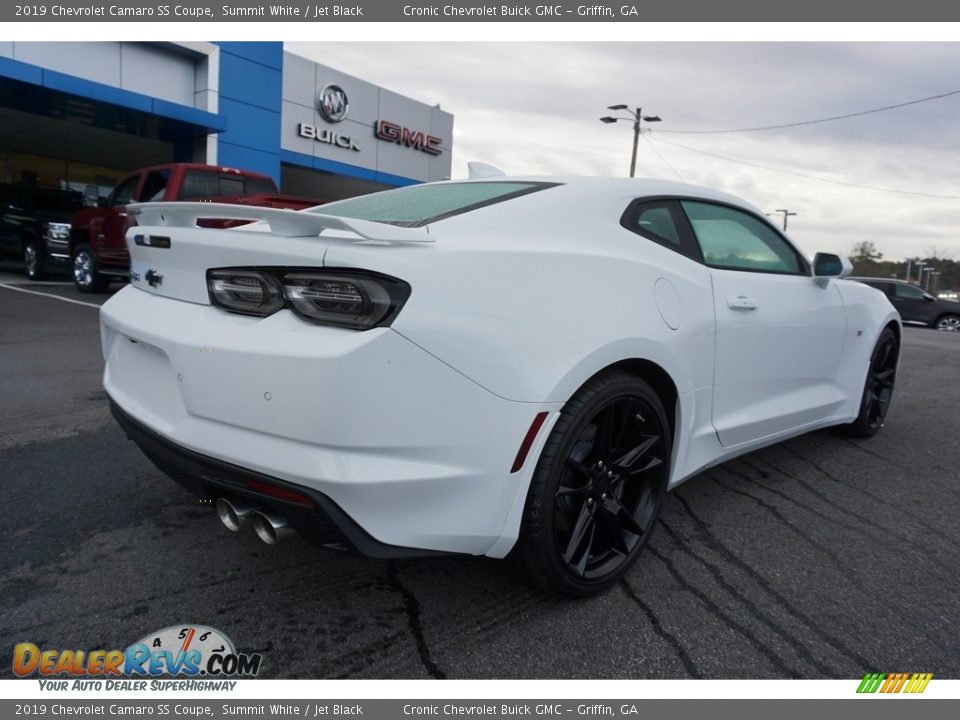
[924,245,956,261]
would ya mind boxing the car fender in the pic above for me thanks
[834,279,901,418]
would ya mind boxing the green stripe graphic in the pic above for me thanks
[857,673,885,693]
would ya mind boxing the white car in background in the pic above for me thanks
[99,177,900,596]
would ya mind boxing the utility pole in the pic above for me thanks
[773,209,796,232]
[600,105,662,178]
[905,258,913,282]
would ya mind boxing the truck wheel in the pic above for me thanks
[73,244,110,293]
[23,241,47,281]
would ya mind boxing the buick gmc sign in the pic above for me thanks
[296,82,444,156]
[375,120,443,156]
[297,123,361,151]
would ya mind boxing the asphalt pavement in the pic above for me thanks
[1,266,958,679]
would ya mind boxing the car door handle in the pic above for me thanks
[727,296,758,311]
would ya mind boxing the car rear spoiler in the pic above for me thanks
[127,202,436,244]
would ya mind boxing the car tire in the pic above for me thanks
[935,314,960,332]
[514,370,670,597]
[72,243,110,293]
[23,240,47,281]
[837,327,899,438]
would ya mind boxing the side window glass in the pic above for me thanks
[109,176,139,207]
[631,204,681,247]
[681,200,803,274]
[140,170,171,202]
[621,200,701,262]
[894,284,926,301]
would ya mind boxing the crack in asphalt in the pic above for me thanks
[655,517,834,676]
[385,561,447,679]
[705,469,855,578]
[643,542,796,676]
[671,491,874,670]
[619,578,703,678]
[745,456,956,578]
[779,445,960,551]
[833,436,960,498]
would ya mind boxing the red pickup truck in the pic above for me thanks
[70,163,321,293]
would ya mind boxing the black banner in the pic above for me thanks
[4,0,960,22]
[2,700,959,720]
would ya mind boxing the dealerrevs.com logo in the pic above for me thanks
[13,625,262,690]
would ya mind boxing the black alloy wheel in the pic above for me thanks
[516,371,670,596]
[839,327,898,438]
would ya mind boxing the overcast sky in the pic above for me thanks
[289,42,960,263]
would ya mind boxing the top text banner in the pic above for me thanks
[4,0,960,22]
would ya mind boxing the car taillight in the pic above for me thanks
[206,268,410,330]
[283,273,401,329]
[207,270,284,317]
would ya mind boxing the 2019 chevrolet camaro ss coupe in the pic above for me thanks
[99,177,901,596]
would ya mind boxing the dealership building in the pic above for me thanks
[0,42,454,202]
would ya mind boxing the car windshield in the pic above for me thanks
[312,181,559,227]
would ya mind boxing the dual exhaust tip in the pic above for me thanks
[215,497,294,545]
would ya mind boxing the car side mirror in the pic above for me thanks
[813,252,853,287]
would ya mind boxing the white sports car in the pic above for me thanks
[100,177,900,596]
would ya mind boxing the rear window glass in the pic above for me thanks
[313,181,559,227]
[178,171,276,200]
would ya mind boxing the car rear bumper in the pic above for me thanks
[100,286,560,557]
[109,399,445,558]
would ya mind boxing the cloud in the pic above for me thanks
[289,41,960,262]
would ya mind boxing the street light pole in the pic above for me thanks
[600,105,662,178]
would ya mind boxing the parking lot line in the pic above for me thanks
[0,282,101,309]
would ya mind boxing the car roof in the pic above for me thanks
[452,175,769,217]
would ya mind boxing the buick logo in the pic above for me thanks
[318,84,349,123]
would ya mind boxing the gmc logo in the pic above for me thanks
[374,120,442,156]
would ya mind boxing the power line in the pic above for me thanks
[642,134,685,182]
[647,135,960,201]
[655,88,960,135]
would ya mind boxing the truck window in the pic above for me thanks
[178,171,277,200]
[109,175,140,207]
[140,169,171,202]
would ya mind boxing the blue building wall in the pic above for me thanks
[0,55,225,133]
[215,42,283,184]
